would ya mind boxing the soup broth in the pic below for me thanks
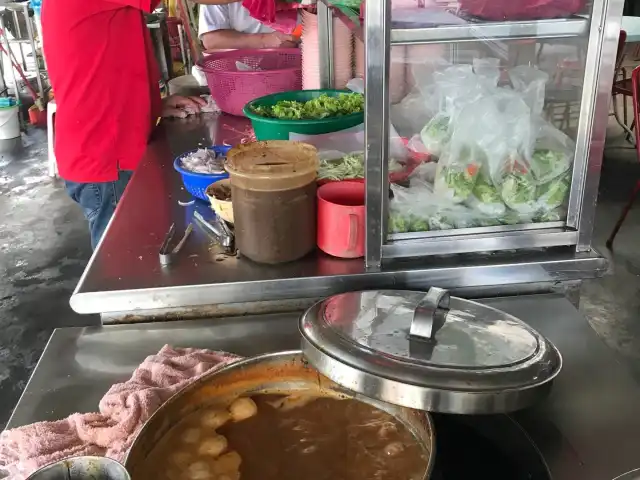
[140,394,429,480]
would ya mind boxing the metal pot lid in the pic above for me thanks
[300,288,562,414]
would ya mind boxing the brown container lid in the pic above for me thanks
[226,140,318,191]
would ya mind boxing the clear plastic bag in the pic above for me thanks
[290,123,365,154]
[389,182,434,233]
[433,144,482,203]
[535,171,571,214]
[390,181,494,232]
[473,57,501,88]
[529,120,575,184]
[420,113,451,157]
[465,174,507,217]
[508,66,549,117]
[533,206,567,223]
[499,154,539,215]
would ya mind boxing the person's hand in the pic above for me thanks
[162,95,208,118]
[260,31,300,49]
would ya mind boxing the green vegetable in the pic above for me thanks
[409,216,429,232]
[420,114,451,156]
[389,213,429,233]
[534,208,565,222]
[318,153,365,181]
[389,213,409,233]
[467,176,507,217]
[472,177,501,204]
[531,148,570,183]
[250,93,364,120]
[500,172,537,213]
[428,211,455,231]
[435,163,479,203]
[536,173,570,211]
[499,210,522,225]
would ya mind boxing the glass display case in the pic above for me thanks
[316,0,624,268]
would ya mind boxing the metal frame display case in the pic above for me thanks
[316,0,624,268]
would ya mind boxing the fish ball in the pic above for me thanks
[181,428,201,444]
[186,461,211,480]
[198,434,228,457]
[170,450,193,468]
[212,451,242,474]
[200,409,231,429]
[229,397,257,422]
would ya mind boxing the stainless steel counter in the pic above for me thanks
[69,115,607,319]
[7,295,640,479]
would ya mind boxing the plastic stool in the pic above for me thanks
[47,99,57,177]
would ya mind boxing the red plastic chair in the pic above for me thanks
[612,30,635,140]
[607,64,640,248]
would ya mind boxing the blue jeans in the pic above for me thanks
[65,171,133,249]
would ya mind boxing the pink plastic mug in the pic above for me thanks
[317,181,365,259]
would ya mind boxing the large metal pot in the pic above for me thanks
[125,287,563,479]
[124,351,437,479]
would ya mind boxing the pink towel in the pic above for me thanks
[0,345,241,480]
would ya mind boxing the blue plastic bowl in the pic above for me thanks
[174,146,232,201]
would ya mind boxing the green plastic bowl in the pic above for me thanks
[243,89,365,141]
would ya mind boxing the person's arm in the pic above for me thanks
[201,29,296,50]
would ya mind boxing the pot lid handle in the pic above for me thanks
[410,287,451,342]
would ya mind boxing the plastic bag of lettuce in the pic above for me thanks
[389,180,499,234]
[529,120,575,184]
[388,182,433,234]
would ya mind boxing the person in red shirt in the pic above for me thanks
[42,0,208,249]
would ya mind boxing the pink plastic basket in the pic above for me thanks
[198,49,302,117]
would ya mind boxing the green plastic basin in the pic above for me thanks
[243,89,365,141]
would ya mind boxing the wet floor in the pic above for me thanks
[0,121,639,430]
[0,128,98,429]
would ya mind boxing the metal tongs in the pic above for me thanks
[159,223,193,266]
[193,211,234,251]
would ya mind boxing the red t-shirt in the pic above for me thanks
[42,0,163,182]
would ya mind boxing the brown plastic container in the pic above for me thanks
[226,141,319,264]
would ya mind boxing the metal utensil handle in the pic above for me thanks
[410,287,450,341]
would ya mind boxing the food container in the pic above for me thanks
[243,89,365,141]
[27,457,130,480]
[226,141,319,264]
[205,179,234,224]
[125,288,562,479]
[198,49,302,117]
[317,181,365,258]
[174,146,231,201]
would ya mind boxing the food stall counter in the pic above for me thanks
[69,114,607,322]
[7,295,640,480]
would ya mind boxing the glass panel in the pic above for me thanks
[359,1,595,240]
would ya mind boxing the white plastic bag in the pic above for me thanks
[473,57,501,88]
[499,154,539,215]
[290,123,365,153]
[529,120,575,184]
[419,113,451,157]
[535,171,571,214]
[465,174,507,217]
[388,182,434,233]
[433,144,482,203]
[508,66,549,117]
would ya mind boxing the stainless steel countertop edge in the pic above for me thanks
[69,252,607,314]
